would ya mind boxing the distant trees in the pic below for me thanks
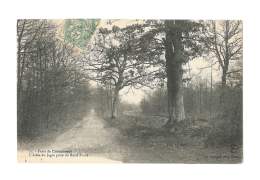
[17,20,90,137]
[84,24,162,118]
[140,87,167,115]
[202,20,243,88]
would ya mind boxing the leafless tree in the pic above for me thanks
[202,20,243,88]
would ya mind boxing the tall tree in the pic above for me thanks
[17,20,88,136]
[138,20,203,128]
[202,20,243,88]
[84,24,162,118]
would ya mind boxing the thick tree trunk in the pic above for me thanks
[166,75,186,124]
[164,20,186,129]
[176,84,185,122]
[166,68,185,124]
[111,88,119,119]
[221,70,227,88]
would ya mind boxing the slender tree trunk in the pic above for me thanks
[199,83,202,115]
[220,67,228,105]
[221,69,227,88]
[220,21,230,103]
[17,20,26,136]
[209,62,213,120]
[17,20,25,99]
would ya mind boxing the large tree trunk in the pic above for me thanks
[221,68,227,88]
[166,67,185,125]
[166,68,186,124]
[111,88,119,119]
[164,20,186,129]
[176,83,185,122]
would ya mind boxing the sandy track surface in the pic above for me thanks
[18,110,123,163]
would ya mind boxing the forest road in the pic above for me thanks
[45,109,123,162]
[18,109,241,163]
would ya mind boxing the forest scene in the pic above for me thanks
[17,19,243,163]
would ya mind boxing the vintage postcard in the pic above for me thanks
[17,19,242,163]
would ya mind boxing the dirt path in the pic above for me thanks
[18,110,242,163]
[18,109,123,163]
[48,110,120,150]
